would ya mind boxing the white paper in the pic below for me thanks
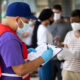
[57,48,80,60]
[27,44,62,61]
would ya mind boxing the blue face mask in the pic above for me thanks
[16,18,29,34]
[29,21,35,26]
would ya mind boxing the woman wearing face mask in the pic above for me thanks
[21,19,35,48]
[17,14,35,48]
[57,9,80,80]
[32,9,54,80]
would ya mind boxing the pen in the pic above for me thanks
[47,43,49,49]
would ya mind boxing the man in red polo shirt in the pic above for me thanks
[0,2,53,80]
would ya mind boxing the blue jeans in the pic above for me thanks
[38,61,52,80]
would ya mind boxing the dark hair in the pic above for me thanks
[71,9,80,17]
[32,9,53,48]
[53,4,62,11]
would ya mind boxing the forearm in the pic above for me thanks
[22,57,44,74]
[12,57,44,76]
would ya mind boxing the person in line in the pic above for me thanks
[48,4,72,80]
[0,2,53,80]
[17,19,35,48]
[57,9,80,80]
[32,8,54,80]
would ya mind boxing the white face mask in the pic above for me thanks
[54,13,61,21]
[71,23,80,31]
[16,19,29,34]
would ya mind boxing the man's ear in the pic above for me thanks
[15,17,23,28]
[15,16,20,23]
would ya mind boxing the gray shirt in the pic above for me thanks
[47,21,72,42]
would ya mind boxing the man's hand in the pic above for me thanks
[41,48,53,62]
[28,48,36,53]
[53,36,61,42]
[22,32,30,38]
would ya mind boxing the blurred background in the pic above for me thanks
[0,0,80,22]
[0,0,80,80]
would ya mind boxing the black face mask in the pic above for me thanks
[50,20,53,25]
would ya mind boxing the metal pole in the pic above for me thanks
[0,0,2,22]
[6,0,9,7]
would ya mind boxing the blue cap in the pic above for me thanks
[6,2,37,20]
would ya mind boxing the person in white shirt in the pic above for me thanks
[32,9,54,80]
[57,9,80,80]
[37,23,53,46]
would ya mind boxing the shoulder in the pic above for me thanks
[63,22,71,29]
[0,32,21,45]
[65,31,73,39]
[67,31,73,35]
[51,23,57,28]
[38,25,47,32]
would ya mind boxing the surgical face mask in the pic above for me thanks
[29,21,35,26]
[16,19,29,34]
[54,13,61,21]
[71,23,80,31]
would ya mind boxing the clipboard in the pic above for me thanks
[27,44,63,62]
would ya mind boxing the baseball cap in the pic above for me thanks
[6,2,37,20]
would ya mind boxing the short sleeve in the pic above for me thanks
[37,28,47,45]
[0,39,24,68]
[64,32,70,45]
